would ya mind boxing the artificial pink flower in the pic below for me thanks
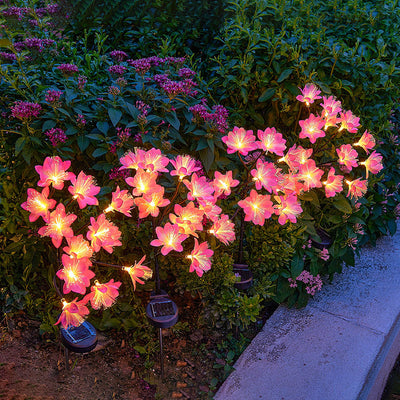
[55,298,89,329]
[104,186,134,216]
[213,171,239,197]
[209,214,235,245]
[299,114,326,144]
[170,155,201,180]
[86,279,121,310]
[257,127,287,156]
[169,202,204,237]
[134,188,170,218]
[63,235,93,259]
[279,172,304,195]
[324,168,344,198]
[336,144,359,170]
[150,223,189,255]
[361,151,383,178]
[68,171,100,209]
[141,148,170,173]
[87,213,122,253]
[251,160,279,192]
[339,110,360,133]
[125,169,162,197]
[21,186,56,222]
[119,148,147,170]
[124,255,153,290]
[35,156,74,190]
[238,189,274,226]
[279,145,313,171]
[354,130,376,154]
[298,159,324,191]
[199,201,223,222]
[57,254,94,294]
[274,194,303,225]
[346,178,368,200]
[187,239,213,277]
[38,203,77,248]
[183,173,214,203]
[296,83,321,105]
[222,126,258,156]
[321,96,342,117]
[323,114,340,129]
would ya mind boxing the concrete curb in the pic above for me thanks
[215,222,400,400]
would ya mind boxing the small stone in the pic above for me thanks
[171,392,183,398]
[121,339,125,348]
[176,360,187,367]
[130,370,135,379]
[181,373,188,378]
[176,382,187,388]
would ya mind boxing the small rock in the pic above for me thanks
[177,382,187,388]
[121,339,125,348]
[176,360,187,367]
[181,373,188,378]
[130,370,135,379]
[171,392,183,398]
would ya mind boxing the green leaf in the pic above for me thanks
[277,68,293,83]
[332,195,353,214]
[96,121,109,134]
[258,87,276,102]
[388,219,397,236]
[125,102,139,118]
[77,136,90,152]
[42,120,56,131]
[199,147,214,172]
[15,137,27,156]
[92,148,108,157]
[290,254,304,277]
[108,108,122,127]
[165,112,180,131]
[0,39,11,48]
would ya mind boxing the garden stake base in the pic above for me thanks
[233,263,253,290]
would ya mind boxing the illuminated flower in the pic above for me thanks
[150,223,189,255]
[321,96,342,117]
[63,235,93,259]
[354,130,375,154]
[86,279,121,310]
[104,186,134,216]
[299,114,326,144]
[238,189,274,226]
[142,148,170,173]
[87,213,122,253]
[251,160,279,192]
[169,202,204,237]
[213,171,239,197]
[346,178,368,200]
[323,168,344,198]
[187,239,213,277]
[323,114,340,129]
[170,155,201,180]
[21,186,56,222]
[209,214,235,245]
[339,110,360,133]
[126,169,161,197]
[298,159,324,191]
[361,151,383,177]
[296,83,321,105]
[336,144,358,170]
[57,254,94,294]
[124,255,152,290]
[183,173,214,203]
[199,201,222,222]
[274,194,303,225]
[134,188,170,218]
[279,145,313,171]
[55,298,89,329]
[279,172,304,195]
[119,148,146,170]
[35,156,74,190]
[38,203,77,248]
[68,171,100,209]
[257,127,286,156]
[222,126,258,156]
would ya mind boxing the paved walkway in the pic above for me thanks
[215,222,400,400]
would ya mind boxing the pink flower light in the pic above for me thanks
[354,130,376,154]
[213,171,239,197]
[124,256,153,290]
[250,160,279,192]
[21,186,56,222]
[299,114,326,144]
[170,155,201,180]
[150,223,189,255]
[35,156,74,190]
[126,169,161,197]
[55,298,89,329]
[323,168,344,198]
[336,144,359,170]
[169,202,204,237]
[339,110,360,133]
[257,127,286,156]
[68,171,100,209]
[134,188,170,218]
[238,189,275,226]
[57,254,94,294]
[142,148,170,173]
[209,214,235,245]
[63,235,93,259]
[105,186,134,216]
[321,96,342,117]
[361,151,383,178]
[187,239,213,277]
[87,213,122,253]
[183,173,214,203]
[119,148,147,170]
[298,159,324,191]
[86,279,121,310]
[37,203,77,248]
[296,83,321,105]
[274,194,303,225]
[346,178,368,200]
[222,126,258,156]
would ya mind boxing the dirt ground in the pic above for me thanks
[0,315,218,400]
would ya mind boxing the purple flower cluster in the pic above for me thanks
[189,103,229,133]
[110,127,131,153]
[178,68,196,78]
[108,86,121,96]
[127,56,186,75]
[110,50,128,62]
[160,78,198,98]
[57,63,78,76]
[78,75,87,91]
[76,114,86,126]
[11,101,42,121]
[45,89,63,104]
[108,65,127,76]
[0,52,17,62]
[14,38,55,53]
[136,101,150,116]
[3,7,31,20]
[128,58,152,75]
[44,127,67,146]
[288,271,323,295]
